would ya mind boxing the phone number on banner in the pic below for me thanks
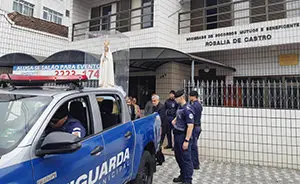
[54,69,100,80]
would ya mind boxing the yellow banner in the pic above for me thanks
[279,54,299,66]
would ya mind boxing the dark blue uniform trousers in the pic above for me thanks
[191,126,201,169]
[174,132,193,183]
[166,120,173,146]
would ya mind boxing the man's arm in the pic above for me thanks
[182,124,194,150]
[185,124,194,141]
[70,122,86,138]
[182,107,194,150]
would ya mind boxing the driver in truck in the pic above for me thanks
[48,104,86,138]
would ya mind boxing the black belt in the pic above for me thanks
[173,129,186,135]
[194,124,201,127]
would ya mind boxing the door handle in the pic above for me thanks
[90,146,104,156]
[124,131,132,139]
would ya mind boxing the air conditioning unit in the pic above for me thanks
[179,0,190,5]
[178,0,191,9]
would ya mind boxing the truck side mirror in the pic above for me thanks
[36,132,81,157]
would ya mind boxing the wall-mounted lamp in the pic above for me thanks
[160,73,167,79]
[204,66,210,73]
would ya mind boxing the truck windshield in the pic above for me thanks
[0,94,52,157]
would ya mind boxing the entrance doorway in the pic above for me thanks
[129,76,156,109]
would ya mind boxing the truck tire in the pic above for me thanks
[131,151,155,184]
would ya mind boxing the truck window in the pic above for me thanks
[0,94,52,156]
[96,95,122,130]
[44,96,92,139]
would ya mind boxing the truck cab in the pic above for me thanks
[0,75,161,184]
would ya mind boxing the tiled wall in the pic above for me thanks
[155,62,191,100]
[233,0,249,26]
[200,107,300,169]
[0,10,68,58]
[154,0,180,49]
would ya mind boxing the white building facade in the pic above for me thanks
[0,0,300,170]
[0,0,71,25]
[1,0,300,97]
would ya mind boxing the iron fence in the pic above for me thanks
[184,80,300,109]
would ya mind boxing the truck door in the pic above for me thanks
[95,94,135,184]
[31,96,107,184]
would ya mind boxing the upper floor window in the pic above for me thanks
[250,0,286,23]
[90,4,112,32]
[43,7,63,24]
[190,0,232,32]
[141,0,153,28]
[13,0,34,16]
[206,0,232,30]
[89,0,154,33]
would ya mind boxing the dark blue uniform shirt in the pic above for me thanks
[174,103,195,132]
[165,99,178,122]
[60,116,86,138]
[190,100,202,125]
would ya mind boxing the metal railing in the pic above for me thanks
[184,80,300,110]
[178,0,300,34]
[72,2,154,41]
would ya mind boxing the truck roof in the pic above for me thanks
[0,86,126,98]
[0,74,127,98]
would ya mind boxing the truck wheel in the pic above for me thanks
[131,151,155,184]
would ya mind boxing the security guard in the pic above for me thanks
[172,89,194,184]
[189,91,203,170]
[48,104,86,138]
[164,90,178,149]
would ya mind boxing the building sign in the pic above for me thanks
[279,54,299,66]
[186,22,300,46]
[181,19,300,52]
[13,64,100,80]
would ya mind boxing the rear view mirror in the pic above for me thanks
[36,132,81,157]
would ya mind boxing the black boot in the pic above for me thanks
[172,176,183,183]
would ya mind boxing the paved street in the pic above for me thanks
[153,156,300,184]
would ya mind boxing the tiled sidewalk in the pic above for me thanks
[153,156,300,184]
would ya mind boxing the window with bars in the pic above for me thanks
[190,0,232,32]
[43,7,63,25]
[250,0,286,23]
[13,0,34,16]
[141,0,154,28]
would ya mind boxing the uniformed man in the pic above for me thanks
[164,90,178,149]
[189,91,203,170]
[172,89,194,184]
[49,104,86,138]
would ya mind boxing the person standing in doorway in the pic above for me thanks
[144,93,156,116]
[126,97,136,121]
[164,90,178,149]
[152,94,167,165]
[172,89,194,184]
[132,97,141,119]
[189,91,203,170]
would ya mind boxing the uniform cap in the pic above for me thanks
[174,89,185,98]
[53,103,69,120]
[189,91,198,97]
[169,90,176,95]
